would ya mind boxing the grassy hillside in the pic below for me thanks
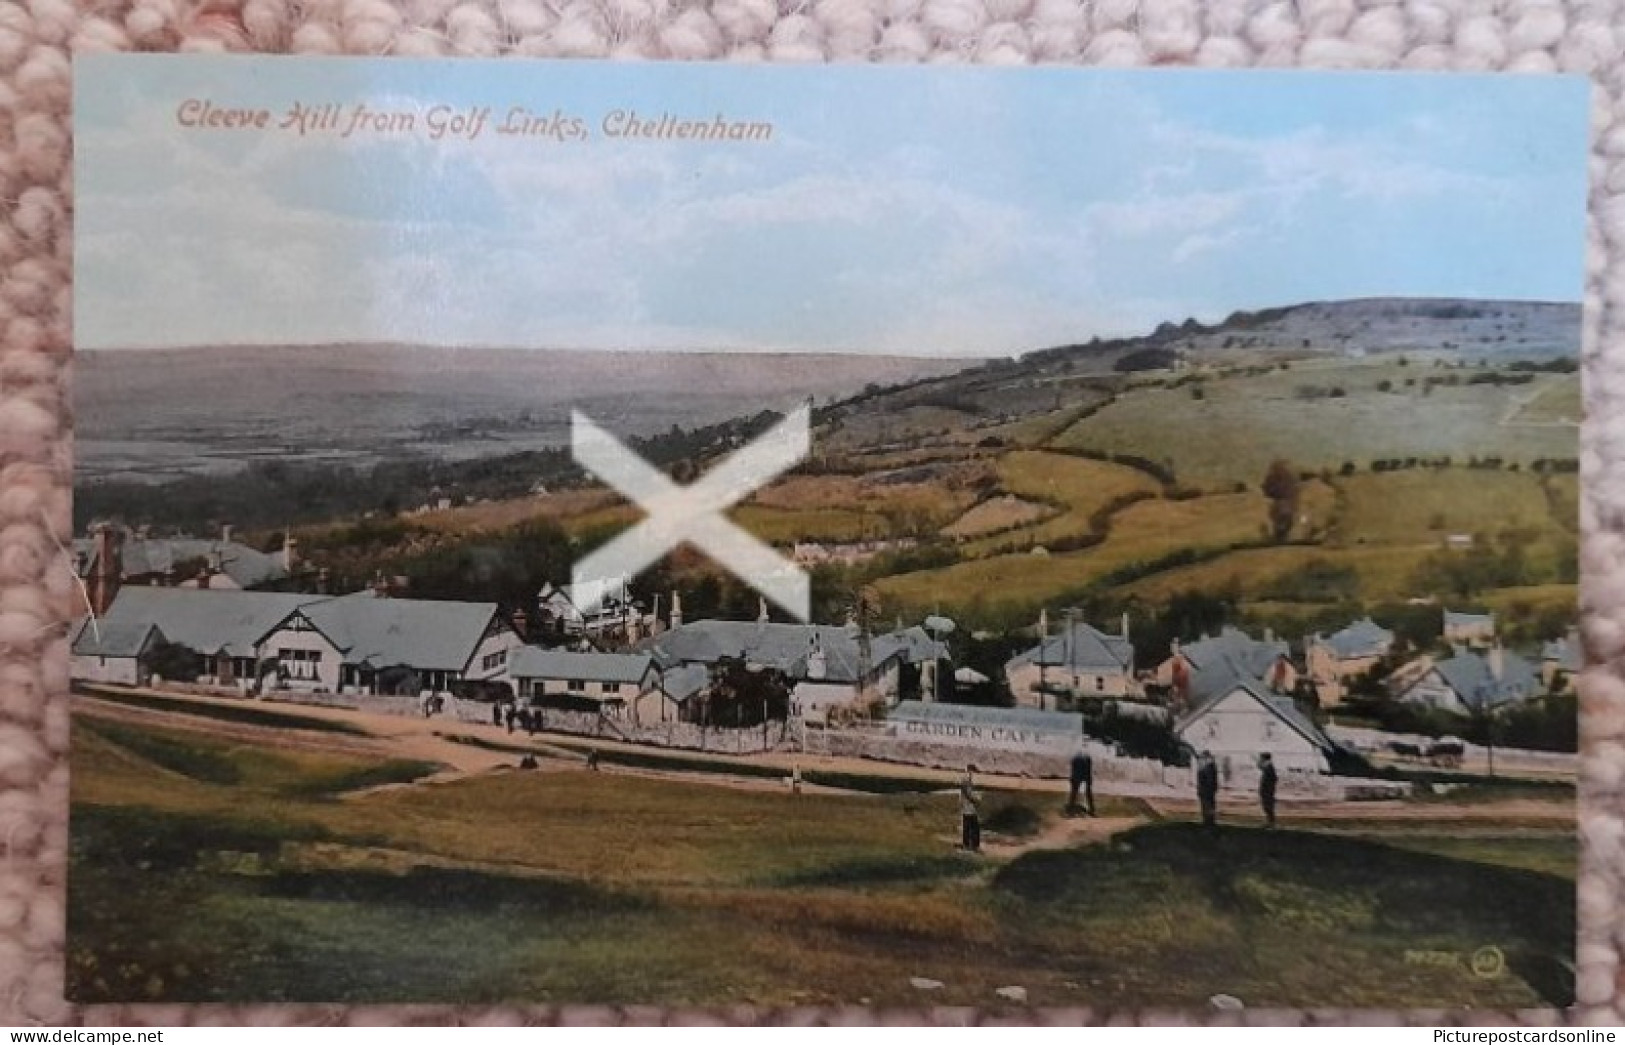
[1054,359,1576,486]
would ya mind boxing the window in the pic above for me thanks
[1095,676,1105,692]
[278,648,321,681]
[481,650,506,672]
[568,679,585,693]
[603,682,621,695]
[1263,720,1277,740]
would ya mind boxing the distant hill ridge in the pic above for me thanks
[1022,297,1579,372]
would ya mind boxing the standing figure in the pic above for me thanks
[492,702,503,727]
[959,764,982,853]
[1258,752,1279,829]
[505,704,516,734]
[586,748,600,772]
[1067,743,1095,816]
[1196,752,1220,831]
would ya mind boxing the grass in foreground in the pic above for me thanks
[69,718,1575,1007]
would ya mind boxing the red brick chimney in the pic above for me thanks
[87,522,124,617]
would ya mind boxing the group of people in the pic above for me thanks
[493,701,543,736]
[1194,751,1278,830]
[954,746,1281,854]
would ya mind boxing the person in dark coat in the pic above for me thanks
[1258,753,1279,829]
[504,704,516,734]
[1196,752,1220,831]
[492,701,503,727]
[1067,743,1095,816]
[959,764,982,853]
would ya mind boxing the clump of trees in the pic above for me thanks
[1263,459,1300,543]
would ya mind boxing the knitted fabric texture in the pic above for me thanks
[1,0,1622,1027]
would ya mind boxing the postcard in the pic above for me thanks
[69,56,1589,1009]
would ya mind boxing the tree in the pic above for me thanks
[1262,459,1301,543]
[142,639,201,683]
[706,656,791,727]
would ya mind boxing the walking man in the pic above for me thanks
[1196,752,1220,831]
[1258,752,1279,829]
[1067,742,1095,816]
[959,764,983,853]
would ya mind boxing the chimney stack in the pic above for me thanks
[1488,643,1504,681]
[316,566,331,595]
[221,523,234,545]
[669,590,682,629]
[283,535,299,574]
[758,596,769,625]
[371,570,390,598]
[87,522,124,616]
[1121,612,1130,641]
[512,608,528,642]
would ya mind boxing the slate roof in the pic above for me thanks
[302,592,502,673]
[1175,627,1291,703]
[884,625,953,666]
[70,619,164,658]
[1179,627,1289,676]
[1310,618,1393,660]
[509,647,655,685]
[1421,648,1541,712]
[1006,621,1133,675]
[637,620,907,684]
[94,588,502,672]
[659,663,712,704]
[96,587,326,658]
[75,535,289,589]
[1176,678,1334,753]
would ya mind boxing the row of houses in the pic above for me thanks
[1000,610,1579,775]
[70,586,949,727]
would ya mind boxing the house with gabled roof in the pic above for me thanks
[1303,617,1395,706]
[76,522,298,616]
[509,648,660,719]
[1175,678,1335,776]
[69,619,166,686]
[636,618,913,720]
[1005,615,1136,711]
[83,586,521,696]
[1397,646,1542,716]
[1155,626,1297,708]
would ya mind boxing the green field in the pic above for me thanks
[876,491,1270,619]
[1053,359,1577,486]
[958,451,1161,556]
[70,714,1575,1007]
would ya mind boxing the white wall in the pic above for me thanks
[71,653,141,685]
[466,626,522,681]
[260,624,343,692]
[1177,688,1329,774]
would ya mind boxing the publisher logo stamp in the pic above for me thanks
[569,406,812,621]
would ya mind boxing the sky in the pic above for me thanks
[75,56,1592,357]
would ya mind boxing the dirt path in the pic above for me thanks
[73,686,1576,826]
